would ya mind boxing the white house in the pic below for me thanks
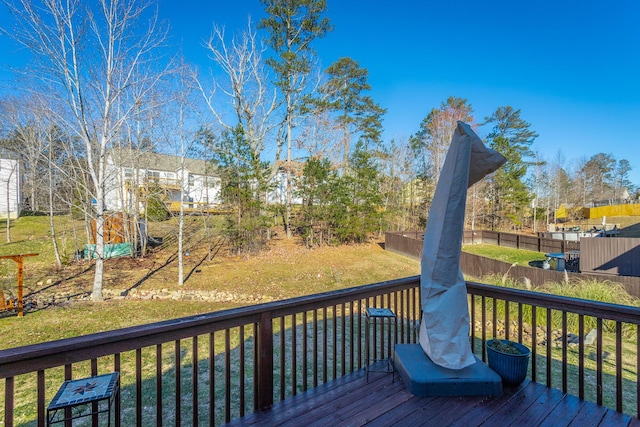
[105,150,305,215]
[105,150,221,214]
[0,149,22,219]
[265,161,304,205]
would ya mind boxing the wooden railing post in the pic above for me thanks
[257,312,274,410]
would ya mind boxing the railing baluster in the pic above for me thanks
[253,323,258,412]
[208,332,215,426]
[136,348,142,427]
[531,306,537,382]
[386,294,392,359]
[392,292,397,349]
[349,302,354,373]
[637,324,640,418]
[357,299,362,368]
[470,293,476,353]
[372,297,378,361]
[238,325,246,416]
[64,364,72,427]
[193,335,199,426]
[562,311,567,393]
[578,315,584,399]
[492,299,497,340]
[225,329,231,422]
[399,291,405,344]
[114,353,121,427]
[616,321,622,413]
[597,318,603,405]
[341,303,346,376]
[37,370,45,427]
[505,300,510,340]
[5,377,14,427]
[239,327,244,416]
[546,308,552,387]
[302,311,308,391]
[518,303,523,343]
[313,309,318,388]
[416,287,421,343]
[323,307,328,383]
[157,344,163,427]
[481,296,486,362]
[257,313,274,411]
[91,358,99,427]
[279,316,285,401]
[292,314,297,395]
[175,340,181,427]
[332,305,337,380]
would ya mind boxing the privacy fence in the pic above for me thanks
[385,231,640,298]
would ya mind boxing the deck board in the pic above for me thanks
[224,366,635,427]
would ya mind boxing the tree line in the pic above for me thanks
[0,0,636,298]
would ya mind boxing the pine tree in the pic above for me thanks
[484,106,538,230]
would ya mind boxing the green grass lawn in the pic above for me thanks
[462,243,546,266]
[0,214,421,348]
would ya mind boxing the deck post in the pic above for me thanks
[258,311,274,410]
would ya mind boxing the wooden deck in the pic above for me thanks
[225,365,639,427]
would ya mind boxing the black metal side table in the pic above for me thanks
[365,307,396,381]
[47,372,120,426]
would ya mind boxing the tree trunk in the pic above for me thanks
[48,146,62,268]
[285,95,292,239]
[6,171,11,243]
[91,210,105,301]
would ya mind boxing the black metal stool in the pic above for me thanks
[365,307,396,381]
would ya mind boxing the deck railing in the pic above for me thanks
[1,276,639,426]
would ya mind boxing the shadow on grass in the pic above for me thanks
[120,237,226,297]
[10,311,415,426]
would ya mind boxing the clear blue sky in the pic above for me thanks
[2,1,640,184]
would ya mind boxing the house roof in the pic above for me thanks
[108,149,214,175]
[0,148,20,160]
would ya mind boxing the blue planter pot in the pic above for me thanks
[486,340,531,386]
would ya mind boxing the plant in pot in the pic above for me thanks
[486,339,531,386]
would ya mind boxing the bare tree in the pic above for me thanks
[0,96,48,212]
[196,19,279,170]
[295,110,341,163]
[166,64,198,286]
[4,0,172,300]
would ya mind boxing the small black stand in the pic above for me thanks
[365,307,396,381]
[47,372,120,426]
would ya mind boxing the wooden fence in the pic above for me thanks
[580,238,640,277]
[385,231,640,298]
[385,230,580,260]
[462,230,581,253]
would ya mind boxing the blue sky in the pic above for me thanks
[2,1,640,184]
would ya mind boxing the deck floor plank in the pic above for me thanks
[597,408,634,426]
[479,381,551,425]
[538,393,586,427]
[507,385,566,426]
[365,395,447,426]
[567,400,612,427]
[223,368,634,427]
[425,383,529,427]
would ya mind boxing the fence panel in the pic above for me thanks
[581,238,640,277]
